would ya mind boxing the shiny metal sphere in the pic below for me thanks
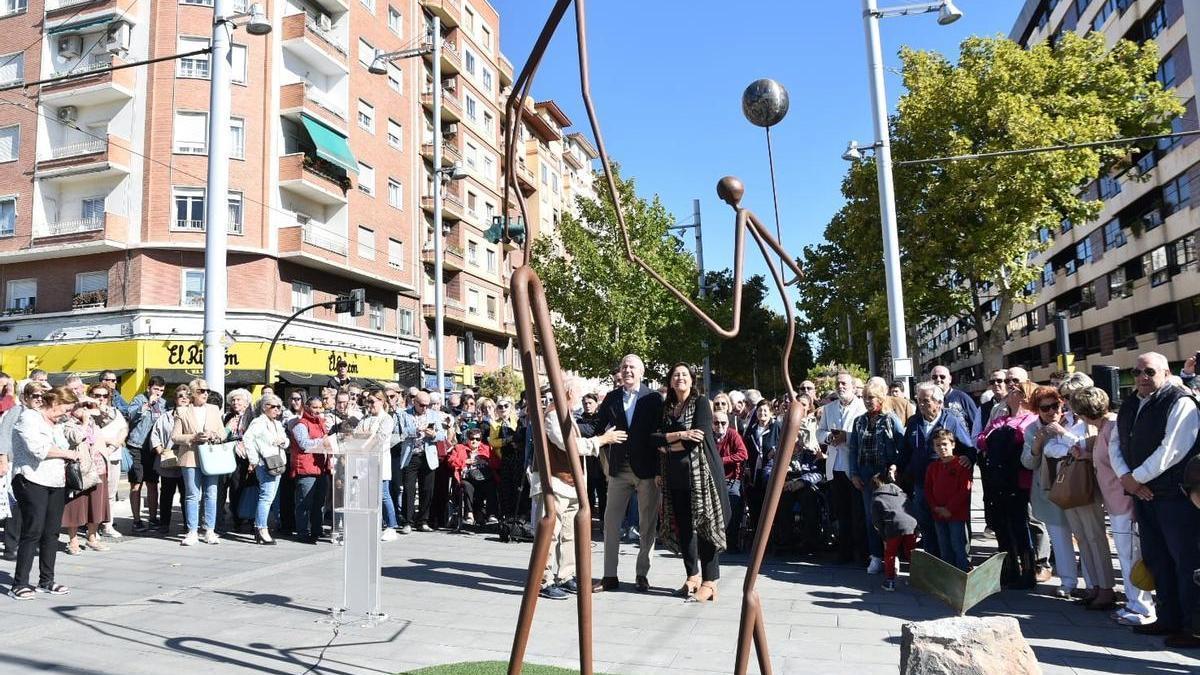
[717,176,744,207]
[741,79,789,128]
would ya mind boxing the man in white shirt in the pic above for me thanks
[1109,352,1200,648]
[818,371,866,565]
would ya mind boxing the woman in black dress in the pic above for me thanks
[654,362,730,603]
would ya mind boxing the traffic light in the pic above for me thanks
[463,331,476,366]
[349,288,366,317]
[485,216,526,246]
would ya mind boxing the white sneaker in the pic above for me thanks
[380,528,398,542]
[181,532,199,546]
[203,530,220,545]
[867,556,884,575]
[102,525,123,539]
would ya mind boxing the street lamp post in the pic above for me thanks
[368,17,466,398]
[857,0,961,391]
[202,2,270,396]
[669,199,708,392]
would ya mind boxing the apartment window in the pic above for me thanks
[456,337,465,362]
[0,52,22,86]
[358,38,375,68]
[467,240,478,266]
[387,119,403,149]
[484,202,495,224]
[229,118,245,159]
[463,5,475,31]
[481,68,493,93]
[468,288,480,315]
[486,248,496,273]
[1146,246,1170,286]
[227,192,243,233]
[482,155,495,184]
[1098,174,1121,200]
[1,0,27,16]
[368,302,384,330]
[387,6,402,35]
[1075,238,1093,267]
[1158,54,1176,89]
[388,238,404,269]
[398,307,414,336]
[464,49,476,76]
[387,64,402,93]
[486,294,497,320]
[291,281,312,315]
[174,187,205,230]
[1164,173,1191,215]
[182,269,204,307]
[5,278,35,311]
[1145,3,1168,39]
[540,164,548,185]
[467,191,477,217]
[482,111,494,139]
[174,112,207,153]
[473,340,486,364]
[1107,267,1129,299]
[1175,233,1197,272]
[464,93,478,121]
[465,141,478,169]
[357,162,375,195]
[1043,262,1055,287]
[360,0,374,14]
[358,225,375,259]
[387,178,403,209]
[75,271,107,298]
[1102,218,1125,250]
[177,37,210,78]
[0,196,14,236]
[551,172,559,194]
[357,99,375,133]
[0,124,19,162]
[1060,216,1072,233]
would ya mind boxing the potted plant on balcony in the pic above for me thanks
[72,289,107,309]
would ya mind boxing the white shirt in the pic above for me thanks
[1043,417,1085,460]
[818,397,866,479]
[243,414,288,467]
[1107,390,1199,485]
[13,408,66,488]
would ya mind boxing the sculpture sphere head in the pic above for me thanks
[742,79,789,128]
[717,176,744,207]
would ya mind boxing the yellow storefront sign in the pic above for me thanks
[1,339,397,398]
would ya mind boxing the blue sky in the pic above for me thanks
[494,0,1021,307]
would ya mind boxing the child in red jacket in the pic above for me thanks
[924,429,972,571]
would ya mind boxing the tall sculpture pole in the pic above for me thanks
[503,3,805,674]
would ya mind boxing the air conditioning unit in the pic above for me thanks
[443,122,458,138]
[105,22,130,55]
[57,35,83,59]
[295,213,311,225]
[57,106,77,123]
[317,13,332,31]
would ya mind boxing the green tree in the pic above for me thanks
[802,33,1183,375]
[476,366,522,401]
[807,362,871,399]
[530,165,704,379]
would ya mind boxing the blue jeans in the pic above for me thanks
[294,475,328,540]
[934,520,969,571]
[254,464,281,529]
[910,485,940,558]
[858,478,883,558]
[181,467,219,532]
[381,479,398,529]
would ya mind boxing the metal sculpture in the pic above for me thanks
[499,2,805,674]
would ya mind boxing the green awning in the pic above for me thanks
[48,15,116,35]
[300,113,358,174]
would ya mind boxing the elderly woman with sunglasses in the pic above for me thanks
[242,393,290,544]
[88,383,127,539]
[61,393,111,555]
[151,386,190,535]
[171,379,228,546]
[1,382,49,560]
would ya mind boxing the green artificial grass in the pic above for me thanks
[401,661,605,675]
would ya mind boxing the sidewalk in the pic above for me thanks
[2,512,1198,675]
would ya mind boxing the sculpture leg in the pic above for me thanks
[574,502,593,675]
[735,404,803,675]
[508,500,557,675]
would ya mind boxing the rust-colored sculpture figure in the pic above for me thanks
[500,2,804,674]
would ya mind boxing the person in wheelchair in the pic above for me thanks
[448,429,500,526]
[772,393,831,553]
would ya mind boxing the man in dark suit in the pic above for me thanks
[593,354,663,593]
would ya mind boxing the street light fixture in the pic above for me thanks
[202,0,270,398]
[856,0,962,390]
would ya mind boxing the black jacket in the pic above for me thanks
[651,396,731,526]
[742,420,782,483]
[871,482,918,539]
[596,385,663,479]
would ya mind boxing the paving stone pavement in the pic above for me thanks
[2,508,1198,674]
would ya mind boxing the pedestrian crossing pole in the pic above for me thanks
[1053,311,1075,373]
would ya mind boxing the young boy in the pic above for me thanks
[923,428,973,571]
[870,472,918,591]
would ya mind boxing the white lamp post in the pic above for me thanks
[202,1,270,397]
[855,0,961,388]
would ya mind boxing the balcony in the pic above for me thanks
[172,217,244,235]
[30,211,126,246]
[36,133,130,180]
[72,289,108,310]
[499,55,514,87]
[422,297,466,322]
[40,55,135,105]
[514,162,536,195]
[280,81,347,131]
[278,152,349,205]
[45,0,137,18]
[422,240,464,272]
[420,0,460,27]
[420,190,464,221]
[420,139,460,166]
[422,39,461,75]
[281,13,348,75]
[420,86,462,122]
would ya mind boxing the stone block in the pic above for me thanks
[900,616,1039,675]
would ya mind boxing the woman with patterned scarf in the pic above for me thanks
[653,362,730,603]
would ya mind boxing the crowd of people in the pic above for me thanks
[1,351,1198,649]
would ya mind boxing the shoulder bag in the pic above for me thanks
[198,441,238,476]
[1048,455,1096,510]
[263,451,288,476]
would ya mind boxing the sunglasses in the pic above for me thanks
[101,378,116,383]
[94,393,110,399]
[194,388,209,395]
[264,403,281,409]
[1039,403,1063,412]
[1131,368,1158,378]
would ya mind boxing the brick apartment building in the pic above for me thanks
[917,0,1200,393]
[0,0,597,395]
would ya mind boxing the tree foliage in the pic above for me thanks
[800,33,1183,376]
[476,366,522,401]
[530,165,704,380]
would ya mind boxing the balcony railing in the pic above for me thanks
[35,217,105,238]
[302,224,348,255]
[174,218,244,235]
[72,289,108,309]
[306,87,346,120]
[49,138,107,160]
[52,54,112,79]
[304,14,347,54]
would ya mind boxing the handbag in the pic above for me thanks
[1048,455,1096,510]
[263,452,288,476]
[198,441,237,476]
[120,446,134,474]
[158,445,179,470]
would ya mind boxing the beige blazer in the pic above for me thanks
[170,404,226,469]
